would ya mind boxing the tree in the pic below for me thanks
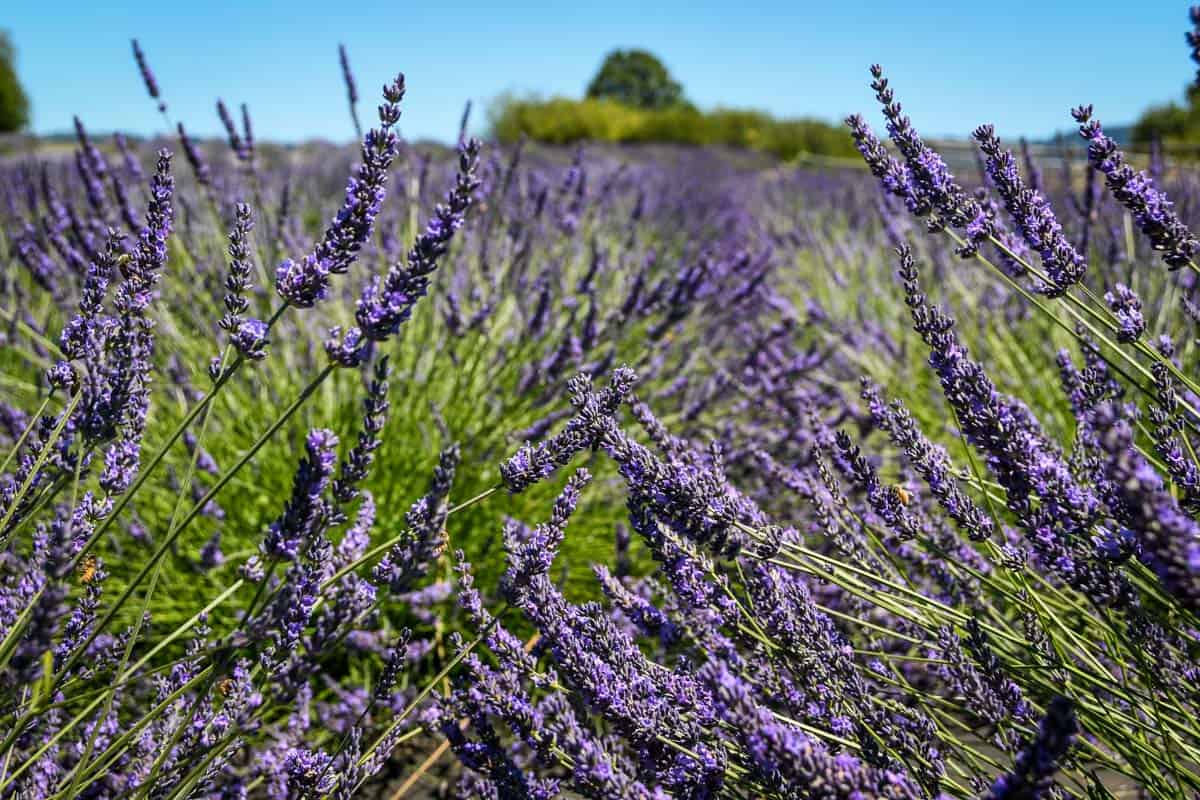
[585,49,684,111]
[0,31,30,133]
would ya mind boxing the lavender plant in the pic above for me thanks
[4,10,1200,800]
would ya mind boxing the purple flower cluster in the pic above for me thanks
[973,125,1086,295]
[897,245,1136,606]
[327,139,483,365]
[262,429,338,562]
[1103,283,1145,343]
[1073,105,1198,269]
[131,38,165,112]
[983,697,1077,800]
[275,74,406,308]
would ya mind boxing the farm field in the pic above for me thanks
[3,10,1200,800]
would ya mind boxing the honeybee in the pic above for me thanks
[217,677,235,696]
[77,555,99,585]
[115,253,134,278]
[893,485,912,506]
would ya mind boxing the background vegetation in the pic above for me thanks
[490,49,857,159]
[0,31,31,133]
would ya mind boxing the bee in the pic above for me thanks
[893,485,912,506]
[114,253,134,279]
[77,555,99,585]
[431,530,450,559]
[217,677,235,696]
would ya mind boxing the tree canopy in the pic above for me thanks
[1133,85,1200,148]
[585,49,685,111]
[0,31,30,133]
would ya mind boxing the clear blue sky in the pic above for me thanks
[5,1,1193,144]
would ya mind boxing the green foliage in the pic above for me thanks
[1133,103,1199,147]
[1132,84,1200,147]
[0,32,30,134]
[585,49,685,110]
[489,95,857,160]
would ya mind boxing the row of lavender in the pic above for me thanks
[1,14,1199,800]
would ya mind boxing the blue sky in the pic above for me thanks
[5,1,1193,144]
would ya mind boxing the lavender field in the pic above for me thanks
[3,9,1200,800]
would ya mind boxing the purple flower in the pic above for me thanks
[327,139,482,363]
[984,697,1077,800]
[176,123,211,188]
[936,622,1031,751]
[700,660,923,800]
[114,131,143,181]
[199,531,225,571]
[240,555,266,583]
[834,429,922,540]
[1073,105,1198,269]
[1148,363,1200,512]
[866,66,985,242]
[1103,283,1145,343]
[897,245,1134,607]
[275,75,405,308]
[1090,402,1200,610]
[131,39,165,111]
[499,471,723,792]
[261,429,338,562]
[73,117,112,221]
[371,444,459,594]
[338,43,362,138]
[374,629,411,702]
[974,124,1086,294]
[217,99,248,160]
[846,114,923,215]
[220,203,255,334]
[861,380,996,542]
[241,102,256,163]
[499,367,637,493]
[275,254,330,309]
[332,356,390,505]
[231,317,269,361]
[281,747,335,797]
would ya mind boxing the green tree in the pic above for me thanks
[1132,84,1200,148]
[585,49,684,111]
[0,31,31,133]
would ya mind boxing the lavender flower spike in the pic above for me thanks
[131,38,166,112]
[339,43,362,138]
[984,697,1078,800]
[217,99,247,160]
[973,124,1086,295]
[332,356,391,505]
[701,660,923,800]
[354,139,482,341]
[1073,105,1199,269]
[261,429,339,562]
[1103,283,1145,343]
[868,65,985,235]
[499,367,638,493]
[231,318,269,361]
[241,102,256,164]
[1091,402,1200,610]
[275,74,405,309]
[176,122,211,188]
[220,202,255,334]
[371,443,459,595]
[846,113,923,214]
[326,138,482,365]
